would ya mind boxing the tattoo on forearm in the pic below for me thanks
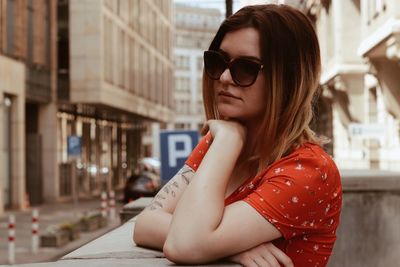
[163,186,170,194]
[153,201,163,208]
[163,184,176,197]
[145,166,195,211]
[181,172,190,184]
[156,194,166,200]
[147,200,164,210]
[178,166,194,185]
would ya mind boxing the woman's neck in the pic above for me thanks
[236,118,260,168]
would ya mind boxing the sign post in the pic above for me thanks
[160,130,199,183]
[67,135,81,219]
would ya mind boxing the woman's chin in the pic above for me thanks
[217,105,241,120]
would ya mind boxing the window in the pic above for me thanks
[124,33,130,90]
[368,0,386,23]
[129,38,135,93]
[104,17,111,82]
[119,29,124,87]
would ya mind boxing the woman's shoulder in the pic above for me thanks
[264,142,341,182]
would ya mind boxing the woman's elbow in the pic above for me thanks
[132,213,145,245]
[163,237,209,264]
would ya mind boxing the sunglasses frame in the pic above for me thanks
[204,50,264,87]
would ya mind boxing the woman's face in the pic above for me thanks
[214,27,266,123]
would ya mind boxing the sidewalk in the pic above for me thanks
[0,197,123,265]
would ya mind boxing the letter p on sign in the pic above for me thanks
[160,130,199,183]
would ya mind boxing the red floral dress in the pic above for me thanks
[185,133,342,267]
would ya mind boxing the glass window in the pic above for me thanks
[129,38,135,93]
[119,29,124,88]
[143,49,149,99]
[124,33,129,90]
[134,42,139,94]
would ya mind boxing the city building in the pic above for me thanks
[57,0,174,201]
[0,0,174,215]
[306,0,400,171]
[0,0,58,213]
[142,3,223,159]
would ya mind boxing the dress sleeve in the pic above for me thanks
[243,152,342,240]
[185,132,213,171]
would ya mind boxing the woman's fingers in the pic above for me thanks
[253,256,272,267]
[262,251,281,267]
[264,243,294,267]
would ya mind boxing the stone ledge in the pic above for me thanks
[60,218,238,267]
[341,169,400,191]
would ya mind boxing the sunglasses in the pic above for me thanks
[203,50,264,87]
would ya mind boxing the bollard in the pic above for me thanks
[8,214,15,264]
[32,209,39,254]
[108,190,116,220]
[101,191,108,218]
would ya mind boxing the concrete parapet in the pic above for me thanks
[119,197,153,224]
[11,170,400,266]
[59,217,238,266]
[329,169,400,267]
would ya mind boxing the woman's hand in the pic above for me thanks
[202,119,247,146]
[228,242,293,267]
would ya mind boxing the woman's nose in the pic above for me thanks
[219,68,234,85]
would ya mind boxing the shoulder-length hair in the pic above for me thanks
[203,4,325,172]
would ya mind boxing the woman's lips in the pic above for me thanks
[218,91,241,100]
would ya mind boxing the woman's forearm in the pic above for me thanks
[165,133,243,250]
[133,210,172,250]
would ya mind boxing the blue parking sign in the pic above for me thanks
[67,135,81,158]
[160,130,200,182]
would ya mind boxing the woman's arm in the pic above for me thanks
[133,165,195,250]
[164,120,282,264]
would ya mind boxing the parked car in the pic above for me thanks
[123,158,161,203]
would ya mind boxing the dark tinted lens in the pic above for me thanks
[230,58,261,87]
[204,51,227,80]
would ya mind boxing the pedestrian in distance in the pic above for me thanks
[133,4,342,267]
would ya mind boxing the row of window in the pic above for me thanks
[175,31,215,50]
[176,77,190,91]
[175,11,222,30]
[103,0,172,59]
[174,54,205,72]
[103,15,173,107]
[104,0,171,19]
[175,76,203,92]
[174,98,203,114]
[174,122,204,132]
[175,55,190,69]
[1,0,50,68]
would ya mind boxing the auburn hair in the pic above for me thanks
[202,4,325,173]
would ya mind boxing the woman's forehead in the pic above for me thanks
[219,27,261,58]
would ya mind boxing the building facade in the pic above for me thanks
[56,0,174,200]
[142,3,222,159]
[306,0,400,171]
[0,0,174,215]
[0,0,57,213]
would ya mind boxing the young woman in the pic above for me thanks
[133,4,342,267]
